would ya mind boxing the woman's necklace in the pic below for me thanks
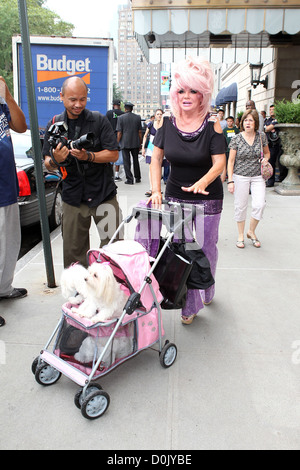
[175,114,209,136]
[242,131,256,146]
[175,115,204,133]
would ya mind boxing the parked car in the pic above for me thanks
[11,130,62,229]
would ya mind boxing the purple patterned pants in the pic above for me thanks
[135,199,223,318]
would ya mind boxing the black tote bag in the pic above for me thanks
[172,241,215,290]
[153,242,193,310]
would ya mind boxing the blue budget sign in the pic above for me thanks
[17,42,110,129]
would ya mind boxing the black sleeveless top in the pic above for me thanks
[153,116,226,201]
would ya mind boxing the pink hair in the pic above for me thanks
[170,56,214,120]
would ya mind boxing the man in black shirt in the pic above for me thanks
[116,102,142,185]
[43,77,122,267]
[106,99,124,132]
[106,99,124,181]
[264,104,287,186]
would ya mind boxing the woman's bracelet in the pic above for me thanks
[227,181,234,184]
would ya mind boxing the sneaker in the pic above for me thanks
[0,288,28,300]
[0,316,5,327]
[114,176,122,181]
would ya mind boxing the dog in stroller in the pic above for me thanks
[74,333,133,366]
[33,211,179,420]
[60,263,89,306]
[61,262,129,323]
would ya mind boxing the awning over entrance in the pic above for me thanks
[132,7,300,63]
[215,83,238,107]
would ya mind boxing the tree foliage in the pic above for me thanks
[113,83,123,104]
[275,99,300,124]
[0,0,74,91]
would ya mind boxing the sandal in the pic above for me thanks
[247,232,261,248]
[181,314,197,325]
[236,240,245,249]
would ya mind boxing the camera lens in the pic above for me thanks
[71,133,94,150]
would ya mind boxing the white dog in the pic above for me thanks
[71,262,129,323]
[60,263,89,305]
[74,334,133,366]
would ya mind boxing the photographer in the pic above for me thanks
[43,76,123,268]
[264,104,287,187]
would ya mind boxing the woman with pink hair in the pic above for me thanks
[148,57,226,325]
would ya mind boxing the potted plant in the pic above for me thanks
[274,99,300,195]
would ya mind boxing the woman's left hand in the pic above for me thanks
[181,183,209,195]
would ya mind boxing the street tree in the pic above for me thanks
[0,0,74,91]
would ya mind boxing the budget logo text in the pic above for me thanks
[36,54,91,84]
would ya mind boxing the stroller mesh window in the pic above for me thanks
[55,317,136,372]
[56,324,88,356]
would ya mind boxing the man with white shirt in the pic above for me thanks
[217,108,227,129]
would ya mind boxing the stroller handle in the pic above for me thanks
[132,201,196,235]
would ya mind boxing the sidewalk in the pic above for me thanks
[1,158,300,450]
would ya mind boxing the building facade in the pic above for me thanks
[131,0,300,119]
[117,4,162,118]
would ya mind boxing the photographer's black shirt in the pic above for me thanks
[67,117,78,141]
[43,108,118,208]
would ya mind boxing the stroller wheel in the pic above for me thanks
[31,356,41,375]
[159,342,177,368]
[81,390,110,420]
[74,383,103,409]
[35,363,61,386]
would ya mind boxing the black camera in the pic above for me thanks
[48,121,95,151]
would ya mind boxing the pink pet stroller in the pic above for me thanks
[31,203,192,420]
